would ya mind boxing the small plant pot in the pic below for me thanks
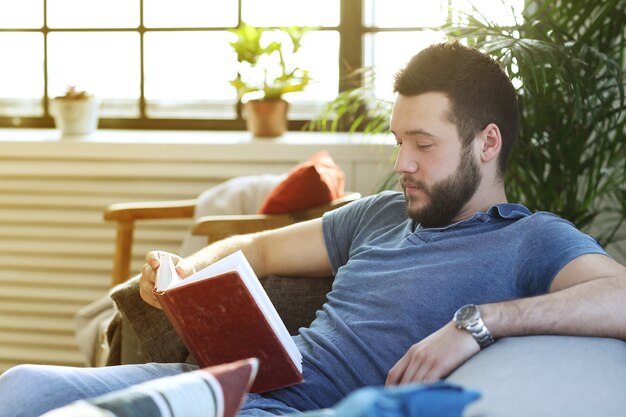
[51,97,100,138]
[244,99,288,138]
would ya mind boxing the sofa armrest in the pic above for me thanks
[104,199,197,222]
[192,215,296,243]
[104,199,198,286]
[191,192,361,243]
[446,335,626,417]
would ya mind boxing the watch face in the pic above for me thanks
[455,304,478,324]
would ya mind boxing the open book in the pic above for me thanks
[41,358,259,417]
[153,250,303,393]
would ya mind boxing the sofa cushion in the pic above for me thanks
[260,275,333,334]
[109,276,190,365]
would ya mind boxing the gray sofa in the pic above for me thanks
[447,335,626,417]
[107,275,626,417]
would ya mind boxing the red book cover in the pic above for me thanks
[154,251,303,393]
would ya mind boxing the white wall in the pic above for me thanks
[0,129,395,372]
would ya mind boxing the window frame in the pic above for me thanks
[0,0,443,130]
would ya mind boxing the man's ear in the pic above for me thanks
[478,123,502,163]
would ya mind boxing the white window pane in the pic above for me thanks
[364,0,447,28]
[242,0,339,26]
[287,31,339,102]
[48,32,140,117]
[0,33,44,116]
[364,31,446,101]
[48,0,139,28]
[0,0,43,28]
[144,31,237,100]
[0,33,44,98]
[144,0,237,28]
[144,31,238,119]
[286,30,340,119]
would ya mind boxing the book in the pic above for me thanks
[153,250,303,393]
[41,358,259,417]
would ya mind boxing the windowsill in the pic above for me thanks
[0,128,394,146]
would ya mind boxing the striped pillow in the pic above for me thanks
[40,358,258,417]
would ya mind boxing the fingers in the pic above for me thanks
[139,251,164,309]
[386,352,407,385]
[399,349,436,384]
[386,322,481,386]
[145,250,162,270]
[386,347,437,386]
[175,258,197,279]
[139,250,194,308]
[148,250,193,278]
[138,263,161,309]
[139,279,162,309]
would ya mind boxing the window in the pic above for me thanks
[0,0,523,130]
[363,0,524,102]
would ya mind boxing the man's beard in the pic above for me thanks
[401,146,481,229]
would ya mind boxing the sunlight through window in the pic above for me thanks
[0,0,525,129]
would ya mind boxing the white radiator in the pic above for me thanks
[0,129,395,373]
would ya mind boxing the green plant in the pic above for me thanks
[310,0,626,248]
[228,22,313,101]
[446,0,626,246]
[305,68,397,191]
[307,67,392,134]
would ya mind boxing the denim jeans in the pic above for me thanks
[0,363,299,417]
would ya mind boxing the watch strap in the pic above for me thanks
[470,319,495,349]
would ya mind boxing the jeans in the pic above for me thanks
[0,363,300,417]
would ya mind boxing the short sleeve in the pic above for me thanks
[322,195,373,274]
[514,213,608,296]
[322,191,407,274]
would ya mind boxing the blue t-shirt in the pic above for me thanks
[266,191,606,410]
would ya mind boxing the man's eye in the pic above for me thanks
[417,144,433,149]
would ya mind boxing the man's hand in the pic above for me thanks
[138,251,196,309]
[386,322,480,385]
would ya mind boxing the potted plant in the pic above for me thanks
[51,85,100,138]
[443,0,626,247]
[309,0,626,249]
[229,22,312,137]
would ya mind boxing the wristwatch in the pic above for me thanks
[453,304,495,349]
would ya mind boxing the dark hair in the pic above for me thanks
[394,41,519,177]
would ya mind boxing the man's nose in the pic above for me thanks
[394,147,418,173]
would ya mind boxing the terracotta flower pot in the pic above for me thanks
[244,99,288,138]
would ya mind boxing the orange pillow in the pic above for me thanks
[258,151,345,214]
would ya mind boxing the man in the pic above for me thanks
[1,41,624,417]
